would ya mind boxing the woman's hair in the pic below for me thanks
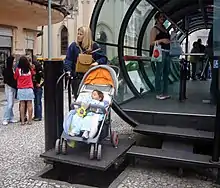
[77,26,93,51]
[5,56,14,70]
[154,12,165,25]
[93,89,104,101]
[154,12,163,20]
[17,56,31,74]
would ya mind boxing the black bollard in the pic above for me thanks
[179,59,184,101]
[212,60,220,162]
[183,60,188,99]
[212,92,220,162]
[44,60,64,151]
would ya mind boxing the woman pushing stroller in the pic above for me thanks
[64,26,108,98]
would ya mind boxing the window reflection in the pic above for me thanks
[96,31,107,54]
[213,0,220,56]
[94,43,134,103]
[124,1,153,48]
[96,0,133,44]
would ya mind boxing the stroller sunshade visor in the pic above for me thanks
[84,68,114,87]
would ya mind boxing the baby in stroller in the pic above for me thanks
[56,65,120,160]
[68,89,107,139]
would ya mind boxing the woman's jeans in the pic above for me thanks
[34,87,43,119]
[155,51,170,95]
[3,84,16,121]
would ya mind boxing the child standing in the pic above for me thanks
[32,60,44,121]
[14,56,35,125]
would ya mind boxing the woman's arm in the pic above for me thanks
[150,27,158,46]
[64,42,76,72]
[92,43,108,65]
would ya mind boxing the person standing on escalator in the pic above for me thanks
[150,12,171,100]
[64,26,108,99]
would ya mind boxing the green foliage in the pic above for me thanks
[109,56,139,71]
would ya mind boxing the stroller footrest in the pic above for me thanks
[61,132,98,144]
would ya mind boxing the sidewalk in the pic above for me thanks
[0,91,216,188]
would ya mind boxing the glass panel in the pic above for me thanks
[214,1,220,56]
[96,43,134,103]
[142,13,155,51]
[142,16,157,86]
[124,47,150,93]
[96,0,134,44]
[124,0,153,48]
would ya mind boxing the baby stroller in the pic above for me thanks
[55,65,120,160]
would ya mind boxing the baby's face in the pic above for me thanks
[91,91,100,100]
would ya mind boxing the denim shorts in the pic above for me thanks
[17,88,35,101]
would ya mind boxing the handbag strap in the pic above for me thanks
[78,45,101,55]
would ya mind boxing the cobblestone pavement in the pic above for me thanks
[0,91,218,188]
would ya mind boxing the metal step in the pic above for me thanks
[134,124,214,142]
[127,146,220,168]
[124,110,215,132]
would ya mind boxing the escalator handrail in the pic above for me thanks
[112,99,139,128]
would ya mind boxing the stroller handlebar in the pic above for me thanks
[71,102,107,114]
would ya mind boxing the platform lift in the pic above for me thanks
[40,59,220,183]
[40,60,135,171]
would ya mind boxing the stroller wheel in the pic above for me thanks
[97,144,102,161]
[55,139,61,154]
[89,144,95,160]
[111,131,119,148]
[61,140,67,155]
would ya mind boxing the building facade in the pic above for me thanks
[39,0,209,60]
[0,0,71,84]
[38,0,96,58]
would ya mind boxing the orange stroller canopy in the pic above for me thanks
[84,67,114,88]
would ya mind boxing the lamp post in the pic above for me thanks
[48,0,52,60]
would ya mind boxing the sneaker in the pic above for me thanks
[163,95,171,99]
[82,131,89,140]
[2,120,8,126]
[156,95,166,100]
[156,95,162,99]
[33,118,42,121]
[69,132,75,137]
[9,119,18,123]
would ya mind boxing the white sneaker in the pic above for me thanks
[82,131,89,139]
[69,132,75,137]
[9,119,18,123]
[2,120,8,126]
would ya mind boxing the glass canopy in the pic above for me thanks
[90,0,213,105]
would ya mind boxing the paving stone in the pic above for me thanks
[0,90,217,188]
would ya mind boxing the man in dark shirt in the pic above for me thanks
[197,38,206,53]
[32,60,44,121]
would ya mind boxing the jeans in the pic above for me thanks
[34,87,43,119]
[155,51,170,95]
[191,63,197,79]
[3,84,16,121]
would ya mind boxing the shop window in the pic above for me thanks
[61,26,68,55]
